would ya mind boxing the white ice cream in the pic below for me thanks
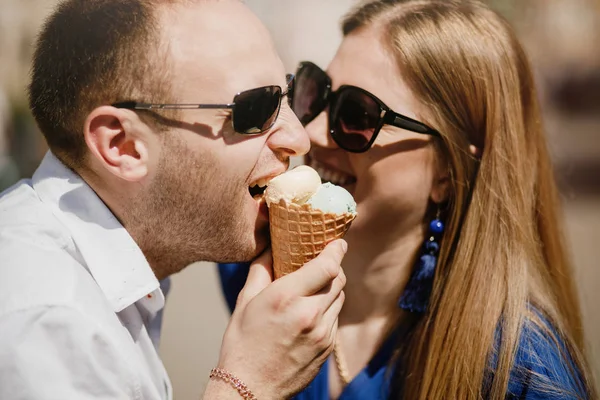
[265,165,357,215]
[307,182,357,215]
[264,165,321,206]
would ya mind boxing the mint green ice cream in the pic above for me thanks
[306,182,357,215]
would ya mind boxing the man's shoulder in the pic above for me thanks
[0,178,36,209]
[0,181,108,319]
[0,178,69,240]
[0,245,117,337]
[0,248,104,316]
[0,175,76,246]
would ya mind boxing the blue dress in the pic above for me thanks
[218,263,588,399]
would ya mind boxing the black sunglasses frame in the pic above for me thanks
[295,61,440,153]
[113,74,294,135]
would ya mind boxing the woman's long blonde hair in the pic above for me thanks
[343,1,596,398]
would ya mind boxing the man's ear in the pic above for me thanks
[84,106,150,182]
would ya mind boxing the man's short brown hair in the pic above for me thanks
[28,0,173,168]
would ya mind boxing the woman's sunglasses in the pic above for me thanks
[291,61,440,152]
[113,74,294,135]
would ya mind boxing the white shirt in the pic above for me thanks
[0,152,173,400]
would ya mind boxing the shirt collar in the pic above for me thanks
[32,151,162,314]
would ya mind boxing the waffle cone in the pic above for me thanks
[269,199,356,279]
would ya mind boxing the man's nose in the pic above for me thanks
[266,105,311,157]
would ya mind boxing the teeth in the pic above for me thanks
[331,172,341,184]
[257,178,268,188]
[250,177,272,188]
[309,158,354,186]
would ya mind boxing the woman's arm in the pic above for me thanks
[217,263,250,313]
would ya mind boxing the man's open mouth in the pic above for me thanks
[248,177,272,198]
[249,184,267,198]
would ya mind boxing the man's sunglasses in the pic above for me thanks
[291,61,440,153]
[113,74,294,135]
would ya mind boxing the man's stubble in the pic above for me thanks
[125,135,264,279]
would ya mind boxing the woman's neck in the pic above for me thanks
[339,222,424,325]
[329,223,425,397]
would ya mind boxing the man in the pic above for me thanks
[0,0,347,399]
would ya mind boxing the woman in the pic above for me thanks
[220,0,597,398]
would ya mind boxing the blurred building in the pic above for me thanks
[0,0,53,186]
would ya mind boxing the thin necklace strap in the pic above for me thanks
[333,335,351,387]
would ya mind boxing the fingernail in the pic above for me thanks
[340,240,348,253]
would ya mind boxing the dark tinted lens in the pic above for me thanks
[233,86,281,134]
[331,88,381,152]
[292,63,329,125]
[285,74,294,108]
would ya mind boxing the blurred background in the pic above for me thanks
[1,0,599,398]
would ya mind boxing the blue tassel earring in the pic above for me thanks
[398,209,444,313]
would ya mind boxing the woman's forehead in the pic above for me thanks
[329,29,426,123]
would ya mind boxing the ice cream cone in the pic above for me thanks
[269,199,356,279]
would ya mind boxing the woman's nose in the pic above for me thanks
[305,111,338,149]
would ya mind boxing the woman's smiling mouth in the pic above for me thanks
[306,154,357,187]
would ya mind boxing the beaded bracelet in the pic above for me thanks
[209,368,258,400]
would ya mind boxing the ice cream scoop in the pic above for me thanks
[264,165,321,206]
[307,182,356,215]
